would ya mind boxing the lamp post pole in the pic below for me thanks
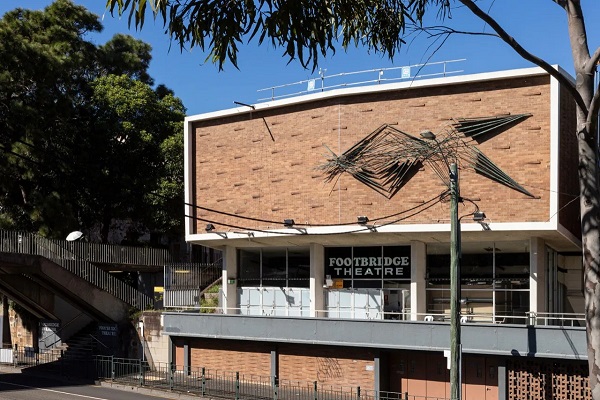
[449,162,462,400]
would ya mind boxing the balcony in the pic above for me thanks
[163,312,586,361]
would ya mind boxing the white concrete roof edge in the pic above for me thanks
[186,221,557,242]
[185,65,568,123]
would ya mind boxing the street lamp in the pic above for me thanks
[421,130,462,400]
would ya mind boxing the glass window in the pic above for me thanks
[238,249,260,286]
[426,241,530,323]
[237,248,310,288]
[262,248,287,287]
[288,248,310,287]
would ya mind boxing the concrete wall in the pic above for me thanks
[164,313,587,360]
[139,312,170,367]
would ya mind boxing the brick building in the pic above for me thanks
[166,66,587,399]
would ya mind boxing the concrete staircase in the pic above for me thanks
[58,323,108,361]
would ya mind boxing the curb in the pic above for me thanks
[98,380,223,400]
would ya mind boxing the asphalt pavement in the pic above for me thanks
[0,366,199,400]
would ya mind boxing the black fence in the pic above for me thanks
[0,350,448,400]
[93,356,448,400]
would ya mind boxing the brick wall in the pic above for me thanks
[507,358,590,400]
[9,308,35,349]
[278,343,376,390]
[177,339,376,390]
[558,84,580,238]
[187,338,272,377]
[192,75,556,234]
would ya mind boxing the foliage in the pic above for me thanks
[107,0,452,71]
[0,0,185,240]
[205,284,221,294]
[200,293,219,313]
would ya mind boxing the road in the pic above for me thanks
[0,371,167,400]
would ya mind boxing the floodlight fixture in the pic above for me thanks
[66,231,84,242]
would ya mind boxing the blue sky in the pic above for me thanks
[2,1,599,115]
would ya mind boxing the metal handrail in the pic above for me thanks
[39,312,85,345]
[163,305,586,327]
[0,230,153,310]
[89,334,109,349]
[257,59,466,102]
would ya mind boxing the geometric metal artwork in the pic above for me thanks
[319,114,534,198]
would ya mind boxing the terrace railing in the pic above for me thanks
[164,262,222,308]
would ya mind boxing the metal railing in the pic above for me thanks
[0,230,153,310]
[164,262,222,308]
[171,305,586,327]
[164,263,222,290]
[60,241,171,267]
[257,59,465,102]
[93,356,446,400]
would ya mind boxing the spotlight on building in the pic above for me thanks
[357,216,369,225]
[205,224,215,232]
[283,219,295,227]
[473,211,486,221]
[473,211,491,231]
[420,130,436,140]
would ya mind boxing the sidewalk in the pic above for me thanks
[0,363,217,400]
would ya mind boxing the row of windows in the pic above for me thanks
[237,248,531,289]
[238,248,310,287]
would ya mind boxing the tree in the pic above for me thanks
[0,0,185,241]
[106,0,600,396]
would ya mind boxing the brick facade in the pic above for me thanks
[278,343,376,390]
[191,75,561,234]
[187,338,272,377]
[558,83,580,237]
[507,359,590,400]
[176,339,569,399]
[180,68,584,400]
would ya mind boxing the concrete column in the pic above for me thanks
[410,241,427,321]
[0,296,6,347]
[2,296,9,347]
[530,237,547,317]
[270,348,279,385]
[374,351,389,393]
[222,246,238,315]
[184,340,190,375]
[167,336,174,365]
[310,243,325,317]
[497,361,506,400]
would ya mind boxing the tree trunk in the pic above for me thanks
[579,119,600,398]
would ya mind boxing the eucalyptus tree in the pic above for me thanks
[106,0,600,395]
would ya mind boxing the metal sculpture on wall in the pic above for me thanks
[319,114,534,198]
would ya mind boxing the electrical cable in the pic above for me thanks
[185,190,446,236]
[184,191,447,228]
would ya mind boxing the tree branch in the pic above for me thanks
[408,25,499,40]
[587,80,600,131]
[589,46,600,71]
[458,0,587,115]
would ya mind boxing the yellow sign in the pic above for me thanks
[332,280,344,289]
[154,286,164,293]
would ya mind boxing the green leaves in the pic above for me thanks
[0,1,185,240]
[105,0,452,71]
